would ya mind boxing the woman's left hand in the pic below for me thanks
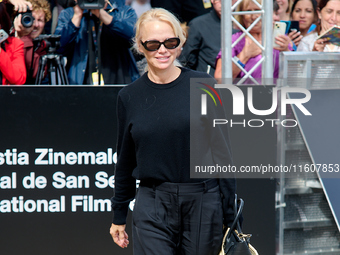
[274,34,291,52]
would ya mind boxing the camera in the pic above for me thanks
[21,8,35,28]
[77,0,105,9]
[33,34,61,54]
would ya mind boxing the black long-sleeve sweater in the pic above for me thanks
[111,67,235,225]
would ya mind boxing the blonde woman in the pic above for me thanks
[110,8,235,255]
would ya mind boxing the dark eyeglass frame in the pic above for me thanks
[140,37,181,51]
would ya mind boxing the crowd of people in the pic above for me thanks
[1,0,339,85]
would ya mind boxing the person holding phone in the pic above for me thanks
[214,0,292,82]
[290,0,318,37]
[0,2,26,85]
[273,1,292,48]
[275,0,302,47]
[297,0,340,52]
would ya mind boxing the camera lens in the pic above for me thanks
[21,12,34,28]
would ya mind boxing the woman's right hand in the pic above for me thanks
[274,34,291,52]
[109,223,129,248]
[313,38,328,52]
[241,36,262,60]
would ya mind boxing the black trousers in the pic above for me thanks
[132,179,223,255]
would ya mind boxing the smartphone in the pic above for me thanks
[280,20,300,34]
[0,29,9,44]
[289,21,300,33]
[281,20,291,34]
[273,22,287,48]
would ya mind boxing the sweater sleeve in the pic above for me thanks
[105,6,137,41]
[190,75,236,226]
[0,38,26,85]
[54,8,81,55]
[208,87,236,226]
[212,119,236,227]
[111,92,137,225]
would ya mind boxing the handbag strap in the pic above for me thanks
[226,195,244,240]
[234,194,238,218]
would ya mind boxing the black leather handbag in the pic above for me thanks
[219,195,259,255]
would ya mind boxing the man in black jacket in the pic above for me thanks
[179,0,221,77]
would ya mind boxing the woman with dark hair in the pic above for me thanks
[297,0,340,51]
[291,0,318,37]
[0,2,26,85]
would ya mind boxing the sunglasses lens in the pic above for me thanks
[145,41,161,51]
[142,38,180,51]
[164,38,180,49]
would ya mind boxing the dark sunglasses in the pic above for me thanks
[140,37,180,51]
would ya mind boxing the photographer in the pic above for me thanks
[0,2,26,85]
[54,0,139,85]
[13,0,51,84]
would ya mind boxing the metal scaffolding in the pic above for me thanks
[221,0,273,84]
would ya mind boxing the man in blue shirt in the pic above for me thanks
[55,0,139,85]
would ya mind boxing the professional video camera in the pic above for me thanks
[58,0,105,9]
[78,0,105,9]
[33,34,61,54]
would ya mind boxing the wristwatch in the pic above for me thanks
[233,56,245,68]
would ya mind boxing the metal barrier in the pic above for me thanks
[278,51,340,88]
[276,51,340,255]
